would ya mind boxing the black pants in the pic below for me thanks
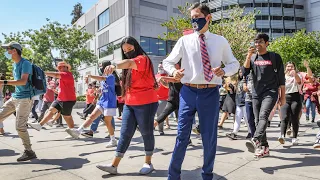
[280,92,302,138]
[245,101,256,137]
[31,100,39,120]
[83,103,95,118]
[156,100,179,125]
[252,91,278,147]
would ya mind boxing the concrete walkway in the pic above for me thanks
[0,110,320,180]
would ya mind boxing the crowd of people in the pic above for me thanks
[0,2,320,180]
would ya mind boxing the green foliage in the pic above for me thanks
[71,3,84,25]
[76,95,86,101]
[1,19,97,79]
[159,3,258,64]
[268,29,320,75]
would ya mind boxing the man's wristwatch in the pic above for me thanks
[3,80,8,85]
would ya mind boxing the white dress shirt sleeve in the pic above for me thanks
[221,37,240,76]
[163,37,183,76]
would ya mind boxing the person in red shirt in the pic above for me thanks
[36,77,56,123]
[303,76,320,122]
[77,83,96,119]
[28,62,77,136]
[155,62,170,135]
[96,36,158,175]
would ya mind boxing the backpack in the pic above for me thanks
[30,64,47,96]
[251,52,280,87]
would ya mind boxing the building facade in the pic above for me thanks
[74,0,197,95]
[306,0,320,32]
[200,0,306,39]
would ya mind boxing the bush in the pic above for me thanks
[76,95,86,101]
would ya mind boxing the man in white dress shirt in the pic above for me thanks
[163,3,239,180]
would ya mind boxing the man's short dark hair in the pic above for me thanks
[189,2,211,16]
[255,33,269,43]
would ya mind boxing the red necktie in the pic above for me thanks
[199,34,213,82]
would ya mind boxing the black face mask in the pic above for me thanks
[125,49,137,59]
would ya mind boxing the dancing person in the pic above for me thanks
[0,73,5,135]
[66,61,119,148]
[96,36,159,175]
[77,83,96,119]
[28,62,77,137]
[37,77,56,123]
[163,3,240,179]
[243,33,285,158]
[278,62,302,146]
[0,42,37,161]
[303,76,320,123]
[218,77,236,129]
[226,70,251,140]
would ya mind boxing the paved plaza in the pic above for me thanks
[0,110,320,180]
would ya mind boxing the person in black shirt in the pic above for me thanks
[242,33,285,158]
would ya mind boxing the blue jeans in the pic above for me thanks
[90,115,115,132]
[116,102,158,158]
[245,101,256,137]
[306,97,316,120]
[168,85,220,180]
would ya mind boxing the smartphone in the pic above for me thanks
[250,42,255,48]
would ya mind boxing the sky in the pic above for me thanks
[0,0,95,42]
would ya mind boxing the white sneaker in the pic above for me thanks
[96,164,118,174]
[105,139,117,148]
[139,163,154,175]
[65,128,80,139]
[46,121,54,127]
[292,138,299,146]
[28,122,42,131]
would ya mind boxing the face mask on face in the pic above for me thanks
[4,51,12,60]
[191,18,207,32]
[125,49,137,59]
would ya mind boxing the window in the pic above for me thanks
[294,5,304,9]
[99,43,113,59]
[283,4,293,8]
[98,9,110,30]
[284,16,294,21]
[99,42,122,59]
[272,29,283,33]
[295,17,305,22]
[285,29,296,33]
[140,37,167,56]
[256,15,269,20]
[166,40,176,54]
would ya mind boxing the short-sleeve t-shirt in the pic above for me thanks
[125,55,158,105]
[97,75,117,109]
[155,74,169,101]
[13,58,33,99]
[86,88,95,104]
[43,80,56,102]
[285,74,301,94]
[57,72,76,101]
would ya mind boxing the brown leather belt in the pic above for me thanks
[184,83,217,89]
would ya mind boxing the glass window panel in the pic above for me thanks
[149,38,158,56]
[158,39,166,56]
[140,37,150,54]
[98,9,110,30]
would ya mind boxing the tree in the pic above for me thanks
[268,29,320,75]
[159,3,258,64]
[71,3,84,25]
[1,19,96,78]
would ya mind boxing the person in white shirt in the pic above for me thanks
[162,3,239,180]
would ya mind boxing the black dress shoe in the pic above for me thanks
[17,150,37,162]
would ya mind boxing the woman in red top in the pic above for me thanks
[96,36,158,175]
[303,76,320,122]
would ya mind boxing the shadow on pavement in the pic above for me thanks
[0,149,20,157]
[0,157,90,171]
[260,156,320,175]
[101,167,227,180]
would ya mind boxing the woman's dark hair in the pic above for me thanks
[120,36,157,96]
[237,69,243,81]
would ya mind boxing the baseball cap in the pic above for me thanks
[1,41,23,52]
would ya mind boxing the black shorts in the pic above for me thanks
[51,100,76,116]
